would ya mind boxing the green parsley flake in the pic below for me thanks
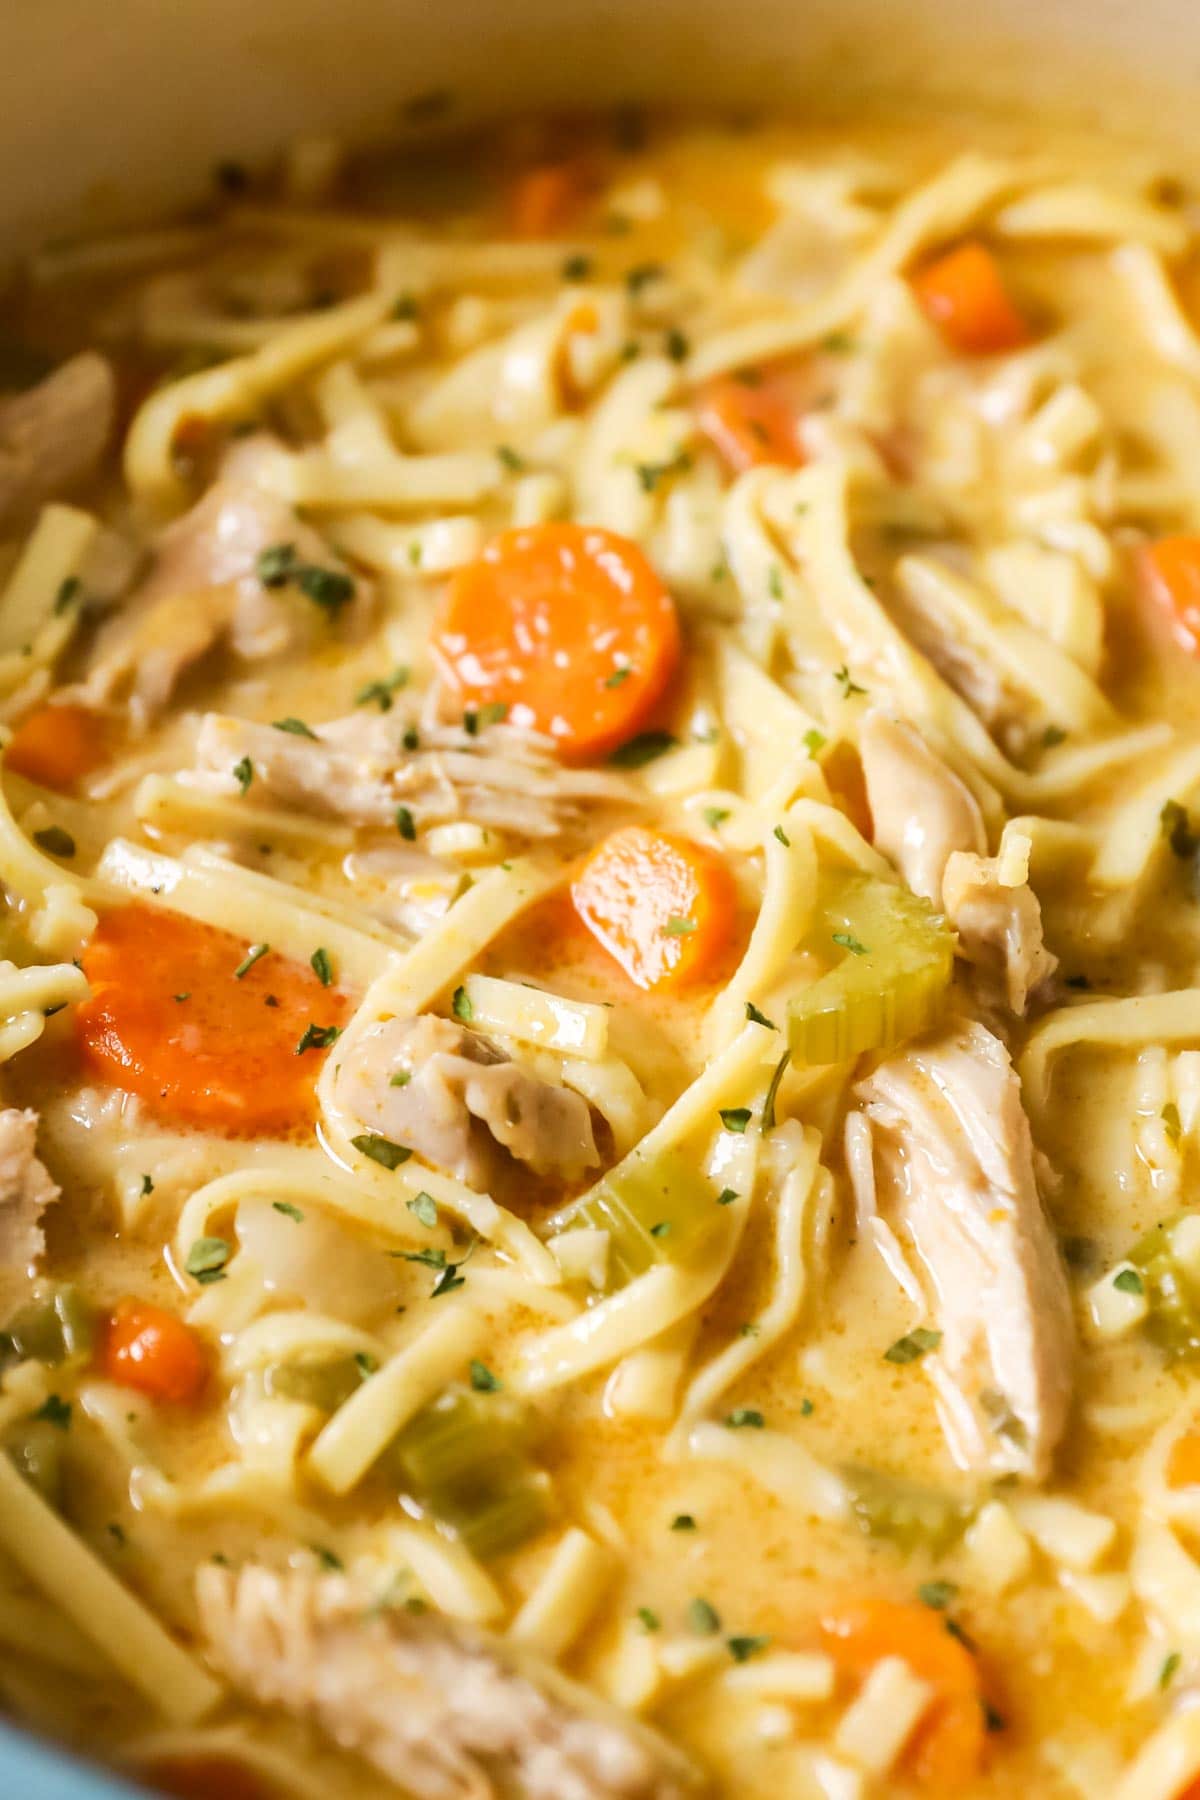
[725,1407,765,1429]
[833,664,867,698]
[395,805,417,841]
[610,730,678,768]
[469,1359,501,1392]
[664,327,689,362]
[671,1514,697,1531]
[703,806,730,830]
[234,942,270,979]
[355,668,410,711]
[716,1187,739,1206]
[273,717,317,739]
[407,1192,438,1228]
[802,728,826,759]
[310,947,333,987]
[918,1580,959,1611]
[140,1174,154,1196]
[185,1236,230,1284]
[257,543,297,587]
[295,1022,341,1055]
[605,666,633,689]
[432,1261,467,1298]
[833,930,868,956]
[272,1200,304,1222]
[54,576,81,615]
[772,824,791,847]
[637,1606,661,1631]
[1160,1651,1182,1690]
[232,755,253,793]
[745,1001,777,1030]
[1113,1267,1145,1295]
[562,253,593,282]
[390,1070,413,1088]
[452,985,473,1022]
[728,1635,769,1664]
[719,1106,752,1134]
[351,1133,411,1170]
[33,826,75,859]
[35,1394,71,1429]
[687,1598,721,1636]
[463,702,509,735]
[884,1327,942,1365]
[664,916,696,936]
[762,1049,791,1130]
[496,444,524,472]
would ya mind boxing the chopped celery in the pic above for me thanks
[6,1420,65,1507]
[388,1385,533,1492]
[1,1286,95,1368]
[547,1146,722,1288]
[384,1385,550,1558]
[787,871,954,1066]
[430,1462,553,1559]
[843,1465,971,1556]
[264,1356,370,1412]
[1131,1215,1200,1359]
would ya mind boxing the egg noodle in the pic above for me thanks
[0,109,1199,1799]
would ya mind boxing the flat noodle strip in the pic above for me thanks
[1020,990,1200,1112]
[687,153,1020,380]
[124,291,393,506]
[96,839,406,987]
[0,1454,223,1722]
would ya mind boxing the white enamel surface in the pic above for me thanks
[1,0,1199,249]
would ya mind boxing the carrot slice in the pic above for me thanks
[508,160,592,238]
[77,906,350,1135]
[821,1598,988,1787]
[100,1300,208,1405]
[571,825,737,989]
[1140,534,1200,655]
[696,366,808,474]
[434,523,681,760]
[6,703,110,791]
[911,240,1030,355]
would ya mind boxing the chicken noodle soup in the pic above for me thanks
[3,106,1200,1798]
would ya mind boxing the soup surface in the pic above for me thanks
[2,105,1200,1800]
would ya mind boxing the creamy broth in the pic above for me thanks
[1,106,1200,1800]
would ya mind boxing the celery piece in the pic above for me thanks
[428,1463,554,1559]
[1131,1215,1200,1359]
[787,871,954,1066]
[843,1464,971,1556]
[547,1146,722,1287]
[1,1286,95,1368]
[388,1385,532,1492]
[264,1356,368,1412]
[6,1420,65,1507]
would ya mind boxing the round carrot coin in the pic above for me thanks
[433,523,681,760]
[571,825,737,989]
[77,906,350,1136]
[100,1300,208,1405]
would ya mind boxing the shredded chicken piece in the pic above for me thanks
[0,354,116,529]
[188,712,636,842]
[850,1020,1074,1481]
[859,711,986,902]
[198,1564,701,1800]
[79,479,373,721]
[0,1108,58,1274]
[942,847,1057,1016]
[334,1014,599,1189]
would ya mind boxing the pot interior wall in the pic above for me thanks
[5,0,1200,250]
